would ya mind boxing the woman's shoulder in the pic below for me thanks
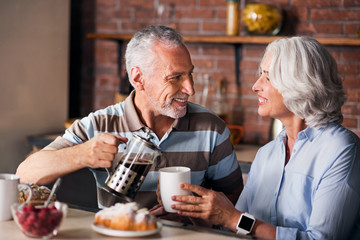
[253,138,283,165]
[320,123,359,147]
[309,124,360,172]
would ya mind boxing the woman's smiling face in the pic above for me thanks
[252,53,291,120]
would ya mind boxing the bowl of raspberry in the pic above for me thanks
[11,201,68,238]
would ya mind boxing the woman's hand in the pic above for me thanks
[150,181,214,227]
[149,179,189,222]
[171,183,241,230]
[149,204,166,216]
[149,179,167,216]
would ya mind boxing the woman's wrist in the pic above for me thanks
[224,210,242,231]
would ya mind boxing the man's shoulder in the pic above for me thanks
[187,102,212,113]
[91,102,125,118]
[80,102,129,133]
[187,102,222,120]
[187,102,226,129]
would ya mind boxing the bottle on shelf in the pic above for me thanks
[211,78,228,123]
[226,0,240,36]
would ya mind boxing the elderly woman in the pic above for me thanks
[168,36,360,239]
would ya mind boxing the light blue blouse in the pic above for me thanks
[235,123,360,239]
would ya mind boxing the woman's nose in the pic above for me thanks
[252,77,262,93]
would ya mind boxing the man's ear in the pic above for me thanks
[130,67,145,91]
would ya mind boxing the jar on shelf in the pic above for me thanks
[226,0,240,36]
[242,2,282,36]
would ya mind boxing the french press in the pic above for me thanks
[102,134,161,202]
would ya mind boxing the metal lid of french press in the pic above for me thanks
[133,128,161,151]
[132,134,160,151]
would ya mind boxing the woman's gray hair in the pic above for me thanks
[125,25,184,86]
[262,36,346,128]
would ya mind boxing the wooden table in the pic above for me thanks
[0,207,255,239]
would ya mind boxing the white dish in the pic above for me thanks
[91,222,162,237]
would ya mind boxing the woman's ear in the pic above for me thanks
[130,67,145,91]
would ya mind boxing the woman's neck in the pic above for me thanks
[281,116,307,165]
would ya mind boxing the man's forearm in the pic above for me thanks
[16,133,123,185]
[16,146,84,185]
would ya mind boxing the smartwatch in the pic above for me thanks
[236,212,255,235]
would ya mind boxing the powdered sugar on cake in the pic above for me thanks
[94,202,157,231]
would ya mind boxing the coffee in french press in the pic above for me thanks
[102,134,161,202]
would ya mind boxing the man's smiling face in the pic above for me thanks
[143,42,195,119]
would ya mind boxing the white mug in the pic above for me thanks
[0,174,29,221]
[159,166,191,213]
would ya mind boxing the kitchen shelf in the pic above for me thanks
[86,33,360,86]
[87,33,360,46]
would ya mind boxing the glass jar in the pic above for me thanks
[242,2,282,35]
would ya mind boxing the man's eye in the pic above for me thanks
[171,75,182,81]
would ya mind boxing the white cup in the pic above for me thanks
[0,174,21,221]
[159,166,191,213]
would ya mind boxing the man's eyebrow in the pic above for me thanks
[166,66,195,78]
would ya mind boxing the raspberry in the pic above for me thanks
[25,212,36,225]
[23,205,35,212]
[38,208,49,220]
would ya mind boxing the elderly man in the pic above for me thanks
[16,25,243,214]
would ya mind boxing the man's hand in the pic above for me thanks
[78,133,128,169]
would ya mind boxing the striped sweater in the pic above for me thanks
[48,91,243,209]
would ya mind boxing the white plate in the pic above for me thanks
[91,222,162,237]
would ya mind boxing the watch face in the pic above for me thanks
[238,215,254,231]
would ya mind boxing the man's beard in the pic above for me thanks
[147,93,188,119]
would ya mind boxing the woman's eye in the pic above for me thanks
[259,70,270,81]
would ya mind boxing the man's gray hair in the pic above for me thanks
[125,25,184,85]
[262,36,346,128]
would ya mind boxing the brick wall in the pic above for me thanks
[82,0,360,145]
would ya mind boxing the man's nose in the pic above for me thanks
[181,76,195,96]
